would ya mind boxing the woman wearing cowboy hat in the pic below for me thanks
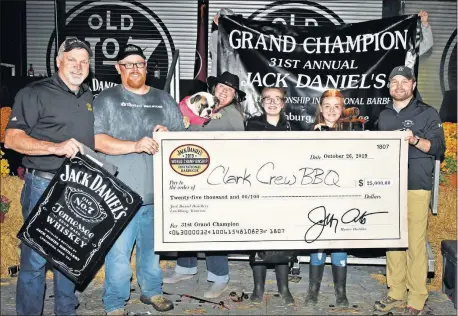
[163,71,246,298]
[191,71,246,131]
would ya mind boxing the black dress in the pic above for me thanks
[245,113,296,264]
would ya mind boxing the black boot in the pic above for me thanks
[332,265,349,307]
[275,264,294,304]
[250,264,266,302]
[304,264,325,306]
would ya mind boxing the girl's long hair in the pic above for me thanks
[314,89,345,130]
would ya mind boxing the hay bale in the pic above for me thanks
[427,185,457,290]
[0,176,24,277]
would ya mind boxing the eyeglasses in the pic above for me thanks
[262,97,284,104]
[118,62,146,69]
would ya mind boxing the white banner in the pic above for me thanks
[153,131,408,251]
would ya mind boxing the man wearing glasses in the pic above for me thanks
[93,44,184,315]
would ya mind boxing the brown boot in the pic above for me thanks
[140,295,174,312]
[374,295,406,312]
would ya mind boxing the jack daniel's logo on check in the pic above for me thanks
[169,144,210,176]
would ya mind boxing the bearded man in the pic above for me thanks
[92,44,184,315]
[374,66,445,316]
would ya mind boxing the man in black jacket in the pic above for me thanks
[374,66,445,316]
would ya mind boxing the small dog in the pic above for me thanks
[179,92,222,128]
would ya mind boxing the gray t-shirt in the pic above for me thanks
[93,84,184,205]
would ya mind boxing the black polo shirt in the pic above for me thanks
[7,74,94,171]
[378,98,445,190]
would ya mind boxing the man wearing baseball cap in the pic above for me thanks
[60,38,93,57]
[5,37,93,316]
[374,65,445,315]
[93,43,184,315]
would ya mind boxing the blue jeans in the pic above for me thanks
[176,253,229,283]
[310,251,347,267]
[16,173,78,316]
[103,205,162,313]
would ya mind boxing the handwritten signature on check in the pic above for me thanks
[304,206,389,243]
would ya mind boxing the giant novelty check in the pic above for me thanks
[153,131,409,251]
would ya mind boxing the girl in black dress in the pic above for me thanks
[245,87,295,304]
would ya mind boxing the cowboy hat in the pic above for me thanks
[207,71,246,102]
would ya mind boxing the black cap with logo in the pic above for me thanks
[116,44,146,61]
[60,38,93,57]
[388,65,416,82]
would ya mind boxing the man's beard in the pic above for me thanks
[126,73,146,89]
[66,72,85,86]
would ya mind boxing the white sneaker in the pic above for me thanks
[203,282,228,298]
[162,271,195,284]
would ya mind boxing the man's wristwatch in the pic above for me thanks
[413,135,420,146]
